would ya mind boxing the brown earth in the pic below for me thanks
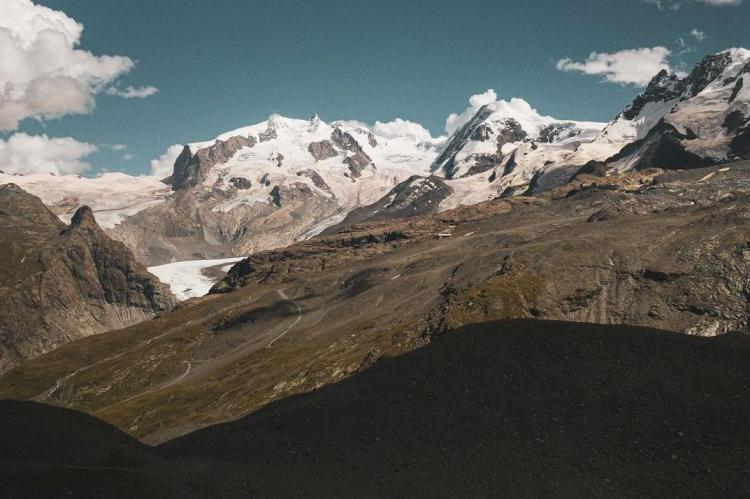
[1,163,749,443]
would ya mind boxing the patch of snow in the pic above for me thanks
[148,257,244,300]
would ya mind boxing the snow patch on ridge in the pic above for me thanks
[148,257,244,300]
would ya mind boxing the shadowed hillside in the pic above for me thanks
[2,320,749,497]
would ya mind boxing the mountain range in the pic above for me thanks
[2,47,750,495]
[2,48,748,271]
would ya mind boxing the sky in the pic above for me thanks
[1,0,749,176]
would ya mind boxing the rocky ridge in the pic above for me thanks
[0,184,176,373]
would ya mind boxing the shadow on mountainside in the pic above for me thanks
[2,319,749,498]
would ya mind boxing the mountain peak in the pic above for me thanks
[69,205,99,230]
[0,183,25,195]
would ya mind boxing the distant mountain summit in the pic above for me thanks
[602,48,750,171]
[431,98,605,180]
[406,48,750,201]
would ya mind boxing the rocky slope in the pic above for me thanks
[0,184,176,373]
[1,162,749,442]
[2,320,749,497]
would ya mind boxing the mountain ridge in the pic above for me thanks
[0,184,176,373]
[1,48,749,269]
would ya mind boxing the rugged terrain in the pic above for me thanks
[2,320,749,498]
[1,162,749,442]
[0,184,175,373]
[3,49,748,268]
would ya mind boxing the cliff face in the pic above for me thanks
[0,184,176,374]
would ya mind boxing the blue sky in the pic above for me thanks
[3,0,750,175]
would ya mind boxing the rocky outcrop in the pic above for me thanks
[171,135,257,190]
[295,169,330,191]
[329,175,454,229]
[229,177,252,189]
[0,185,175,373]
[607,121,712,171]
[331,127,363,153]
[307,140,338,161]
[344,151,373,178]
[537,122,581,143]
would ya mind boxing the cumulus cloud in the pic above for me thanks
[444,89,499,134]
[149,144,183,176]
[372,118,434,141]
[0,133,96,175]
[468,89,498,108]
[106,85,159,99]
[443,90,550,135]
[0,0,148,130]
[556,47,674,86]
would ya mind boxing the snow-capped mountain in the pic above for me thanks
[432,98,605,180]
[427,48,750,201]
[169,113,442,207]
[602,48,750,171]
[3,48,750,270]
[104,115,445,265]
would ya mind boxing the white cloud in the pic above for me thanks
[0,133,96,175]
[696,0,742,4]
[106,85,159,99]
[445,89,499,134]
[149,144,183,176]
[0,0,139,130]
[690,29,706,41]
[556,47,674,86]
[469,89,498,108]
[110,144,127,151]
[122,153,134,161]
[372,118,434,141]
[646,0,741,9]
[332,119,369,129]
[443,90,551,135]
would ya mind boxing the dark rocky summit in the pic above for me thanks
[621,52,734,122]
[171,135,256,190]
[432,105,496,178]
[0,184,175,373]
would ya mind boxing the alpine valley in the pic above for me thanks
[2,46,750,497]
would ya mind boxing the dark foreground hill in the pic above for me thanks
[2,320,749,498]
